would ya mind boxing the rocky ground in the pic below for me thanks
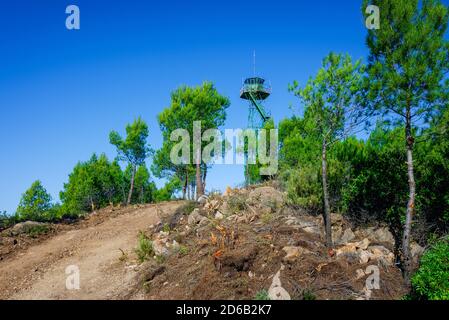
[0,184,424,300]
[136,184,422,300]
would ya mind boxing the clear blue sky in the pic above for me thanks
[0,0,383,213]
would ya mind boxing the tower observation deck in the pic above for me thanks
[240,76,271,128]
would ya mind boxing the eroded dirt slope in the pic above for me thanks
[0,201,185,300]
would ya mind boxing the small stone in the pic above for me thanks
[214,211,224,220]
[355,269,365,279]
[282,246,309,263]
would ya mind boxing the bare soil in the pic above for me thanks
[0,201,185,300]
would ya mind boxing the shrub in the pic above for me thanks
[227,194,247,213]
[135,232,154,263]
[0,211,17,231]
[26,224,51,238]
[254,289,270,300]
[411,239,449,300]
[280,166,322,213]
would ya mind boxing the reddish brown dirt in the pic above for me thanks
[140,207,408,300]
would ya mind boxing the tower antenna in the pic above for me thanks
[253,50,256,76]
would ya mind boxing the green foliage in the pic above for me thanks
[109,117,150,168]
[0,211,17,231]
[125,165,156,204]
[16,181,53,222]
[178,245,189,256]
[110,117,150,204]
[26,224,51,238]
[153,176,182,202]
[302,289,316,300]
[154,82,230,197]
[363,0,449,123]
[411,239,449,300]
[280,166,322,212]
[254,289,270,300]
[60,154,124,216]
[175,201,197,216]
[227,193,247,213]
[244,119,276,184]
[340,124,408,225]
[135,232,154,263]
[289,52,366,147]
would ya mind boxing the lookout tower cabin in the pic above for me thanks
[240,77,272,128]
[240,77,271,101]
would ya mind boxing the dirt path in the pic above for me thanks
[0,201,183,300]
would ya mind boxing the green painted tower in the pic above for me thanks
[240,76,271,128]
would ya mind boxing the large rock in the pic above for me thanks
[368,245,395,266]
[247,187,285,210]
[188,208,203,225]
[354,238,370,250]
[360,227,395,248]
[338,228,355,244]
[9,221,48,236]
[284,215,322,236]
[335,239,371,263]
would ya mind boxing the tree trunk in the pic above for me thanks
[196,148,203,200]
[402,112,416,285]
[127,165,136,205]
[202,167,207,193]
[182,172,188,200]
[321,140,333,248]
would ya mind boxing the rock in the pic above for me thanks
[357,249,371,264]
[197,194,209,204]
[368,245,395,266]
[188,208,203,225]
[330,213,344,226]
[282,246,310,263]
[268,266,291,300]
[302,225,322,236]
[361,227,395,247]
[332,226,343,243]
[338,228,355,244]
[219,202,231,215]
[170,240,180,251]
[336,244,357,257]
[284,216,322,236]
[10,221,48,236]
[247,187,285,209]
[353,238,370,250]
[355,269,365,280]
[214,211,224,220]
[198,217,210,227]
[335,239,370,263]
[152,239,169,257]
[410,242,425,263]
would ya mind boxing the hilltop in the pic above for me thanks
[0,183,422,300]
